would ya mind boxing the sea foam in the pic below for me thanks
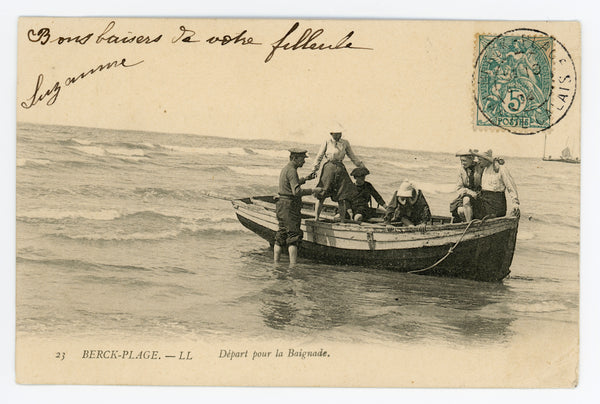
[18,208,121,221]
[229,166,281,177]
[70,145,106,156]
[17,158,52,167]
[160,144,248,156]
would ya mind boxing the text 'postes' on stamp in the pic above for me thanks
[473,28,576,135]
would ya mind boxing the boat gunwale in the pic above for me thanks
[231,197,519,235]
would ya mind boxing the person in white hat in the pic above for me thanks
[383,180,431,226]
[274,148,320,266]
[449,149,483,222]
[474,149,520,218]
[311,124,366,223]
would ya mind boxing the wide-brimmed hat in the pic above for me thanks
[474,149,494,162]
[288,148,308,157]
[330,122,344,134]
[350,167,370,177]
[397,181,415,198]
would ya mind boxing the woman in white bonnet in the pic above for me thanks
[383,180,431,226]
[311,123,366,223]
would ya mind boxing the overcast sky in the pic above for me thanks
[17,19,580,158]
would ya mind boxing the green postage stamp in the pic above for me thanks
[474,29,576,134]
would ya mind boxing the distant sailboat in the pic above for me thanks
[542,134,580,164]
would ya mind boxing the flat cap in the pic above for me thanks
[455,148,474,157]
[350,167,370,177]
[474,149,494,162]
[288,148,308,156]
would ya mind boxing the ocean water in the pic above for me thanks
[16,122,579,346]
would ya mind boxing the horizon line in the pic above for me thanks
[16,120,543,160]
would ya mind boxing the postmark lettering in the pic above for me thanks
[473,28,577,135]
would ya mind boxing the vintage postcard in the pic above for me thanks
[16,18,580,387]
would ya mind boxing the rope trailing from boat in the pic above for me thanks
[407,217,488,274]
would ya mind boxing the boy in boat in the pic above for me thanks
[383,181,431,227]
[349,166,387,223]
[274,148,320,266]
[450,149,483,222]
[311,125,367,223]
[474,149,520,218]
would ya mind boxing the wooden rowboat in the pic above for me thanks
[232,195,519,282]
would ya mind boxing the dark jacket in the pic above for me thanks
[353,181,386,209]
[384,190,431,225]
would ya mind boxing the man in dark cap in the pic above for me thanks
[274,148,320,266]
[349,166,387,223]
[449,149,483,222]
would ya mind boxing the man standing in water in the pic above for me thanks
[274,148,320,266]
[311,125,366,223]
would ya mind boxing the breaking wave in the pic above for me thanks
[17,158,52,167]
[61,139,289,164]
[49,221,247,242]
[70,145,106,156]
[18,208,122,221]
[414,181,456,195]
[105,147,146,157]
[158,144,248,156]
[506,301,569,313]
[383,160,431,170]
[228,166,281,177]
[252,148,288,159]
[68,138,92,146]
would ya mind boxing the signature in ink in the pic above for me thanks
[265,22,373,63]
[20,58,144,109]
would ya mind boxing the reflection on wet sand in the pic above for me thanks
[255,248,516,344]
[260,264,354,331]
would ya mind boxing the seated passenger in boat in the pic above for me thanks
[348,167,387,223]
[383,181,431,226]
[449,149,483,223]
[474,149,520,218]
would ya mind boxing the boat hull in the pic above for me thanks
[233,197,518,282]
[542,157,580,164]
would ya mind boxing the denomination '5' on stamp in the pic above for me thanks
[475,34,553,133]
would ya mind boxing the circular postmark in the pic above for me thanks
[473,28,577,135]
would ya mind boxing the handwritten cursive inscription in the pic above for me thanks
[20,58,144,109]
[172,26,202,43]
[27,21,162,46]
[172,26,261,46]
[265,22,372,63]
[27,28,92,45]
[206,30,261,46]
[96,21,162,44]
[25,21,373,63]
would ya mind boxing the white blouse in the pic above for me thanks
[481,164,520,206]
[312,138,362,172]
